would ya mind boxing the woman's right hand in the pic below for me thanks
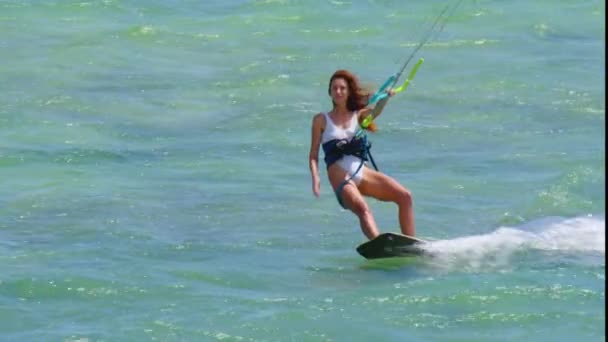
[312,176,321,198]
[309,113,324,198]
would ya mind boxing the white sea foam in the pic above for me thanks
[420,215,604,271]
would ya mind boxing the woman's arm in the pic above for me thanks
[358,89,395,130]
[360,89,395,122]
[309,113,325,197]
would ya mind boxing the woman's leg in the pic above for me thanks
[327,166,379,239]
[358,168,415,236]
[339,181,380,239]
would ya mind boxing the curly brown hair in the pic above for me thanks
[328,70,377,132]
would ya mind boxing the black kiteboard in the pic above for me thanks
[356,232,427,259]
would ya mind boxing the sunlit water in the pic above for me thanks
[1,0,604,340]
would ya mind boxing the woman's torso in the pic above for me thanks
[321,111,358,144]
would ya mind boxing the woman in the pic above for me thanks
[308,69,415,240]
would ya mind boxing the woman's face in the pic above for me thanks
[330,77,349,105]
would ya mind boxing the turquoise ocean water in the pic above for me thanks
[1,0,605,340]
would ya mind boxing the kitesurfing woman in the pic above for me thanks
[309,69,415,240]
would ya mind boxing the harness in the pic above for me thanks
[322,132,379,208]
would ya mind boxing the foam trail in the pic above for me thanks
[530,216,604,252]
[420,215,604,271]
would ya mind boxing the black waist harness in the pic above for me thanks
[322,136,374,168]
[321,134,379,208]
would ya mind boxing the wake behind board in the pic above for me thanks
[356,232,427,259]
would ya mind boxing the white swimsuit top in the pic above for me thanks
[321,111,358,144]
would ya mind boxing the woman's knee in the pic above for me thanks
[397,187,413,207]
[349,197,372,217]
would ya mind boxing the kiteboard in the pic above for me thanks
[356,232,427,259]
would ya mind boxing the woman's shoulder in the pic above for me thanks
[312,112,327,123]
[311,112,327,133]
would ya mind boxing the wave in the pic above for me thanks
[420,215,604,271]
